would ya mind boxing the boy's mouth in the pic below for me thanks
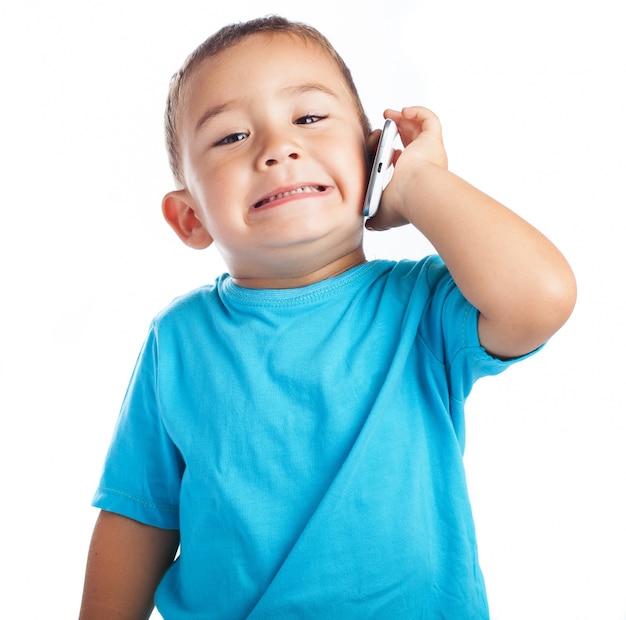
[253,185,327,209]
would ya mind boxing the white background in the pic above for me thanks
[1,0,624,618]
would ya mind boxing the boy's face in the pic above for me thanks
[165,33,370,287]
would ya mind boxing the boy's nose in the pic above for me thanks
[265,152,299,167]
[256,131,302,169]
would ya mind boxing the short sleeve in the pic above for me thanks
[417,256,543,448]
[92,324,184,529]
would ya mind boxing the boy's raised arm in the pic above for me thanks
[368,106,576,360]
[79,510,179,620]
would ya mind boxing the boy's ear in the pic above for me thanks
[162,190,213,249]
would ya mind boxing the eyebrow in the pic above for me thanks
[279,82,340,99]
[194,101,236,133]
[194,82,339,134]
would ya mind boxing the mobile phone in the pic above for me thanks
[363,118,398,217]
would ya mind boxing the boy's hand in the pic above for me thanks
[366,106,448,231]
[365,107,575,360]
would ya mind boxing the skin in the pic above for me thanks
[79,511,179,619]
[163,32,372,289]
[375,105,577,358]
[79,32,576,618]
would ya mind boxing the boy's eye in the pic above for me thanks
[295,115,326,125]
[215,132,248,146]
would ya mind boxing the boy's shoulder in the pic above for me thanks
[154,274,228,318]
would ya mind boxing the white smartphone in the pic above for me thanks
[363,118,398,217]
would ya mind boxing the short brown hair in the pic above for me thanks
[164,15,371,186]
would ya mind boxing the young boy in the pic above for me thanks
[79,16,576,619]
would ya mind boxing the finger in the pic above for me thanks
[400,106,437,121]
[383,108,402,123]
[380,116,417,148]
[401,106,443,136]
[383,108,428,146]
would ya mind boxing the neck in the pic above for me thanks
[230,248,367,290]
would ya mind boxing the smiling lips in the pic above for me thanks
[253,185,327,209]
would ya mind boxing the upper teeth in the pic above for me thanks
[256,186,324,208]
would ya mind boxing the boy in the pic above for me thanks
[79,16,576,619]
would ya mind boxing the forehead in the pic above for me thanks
[181,32,352,115]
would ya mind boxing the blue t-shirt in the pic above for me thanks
[93,257,535,619]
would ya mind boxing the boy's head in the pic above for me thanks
[161,16,375,287]
[165,15,371,188]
